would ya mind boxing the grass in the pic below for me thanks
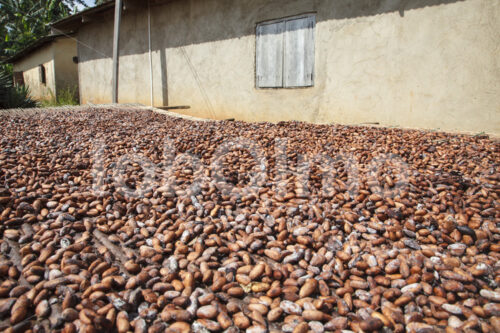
[40,86,79,107]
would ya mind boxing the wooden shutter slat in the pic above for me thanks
[284,15,315,87]
[256,21,284,88]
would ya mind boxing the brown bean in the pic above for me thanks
[10,295,29,325]
[116,311,129,333]
[299,278,318,298]
[1,107,498,332]
[35,299,50,318]
[197,305,217,319]
[293,322,309,333]
[233,312,251,329]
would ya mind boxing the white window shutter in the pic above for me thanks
[256,21,285,88]
[284,15,315,87]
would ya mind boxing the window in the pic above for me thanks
[13,72,24,86]
[39,65,46,85]
[256,14,315,88]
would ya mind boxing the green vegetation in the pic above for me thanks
[0,66,38,109]
[0,0,90,108]
[0,0,89,60]
[40,86,79,107]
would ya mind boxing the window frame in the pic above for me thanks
[13,72,25,86]
[39,64,46,85]
[255,13,316,90]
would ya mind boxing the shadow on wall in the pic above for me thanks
[74,0,465,62]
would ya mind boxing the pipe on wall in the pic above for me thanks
[148,0,154,107]
[112,0,123,103]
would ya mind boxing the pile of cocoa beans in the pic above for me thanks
[0,108,498,333]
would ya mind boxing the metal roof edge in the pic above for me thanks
[51,2,116,30]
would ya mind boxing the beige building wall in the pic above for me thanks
[12,37,78,102]
[77,11,114,105]
[76,0,500,135]
[53,38,79,97]
[13,45,56,101]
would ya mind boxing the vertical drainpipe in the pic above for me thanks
[148,0,154,107]
[112,0,123,104]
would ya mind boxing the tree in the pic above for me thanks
[0,0,88,108]
[0,0,89,60]
[0,22,7,64]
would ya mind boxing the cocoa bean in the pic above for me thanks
[0,108,498,332]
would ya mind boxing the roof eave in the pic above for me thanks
[3,34,70,64]
[51,2,116,33]
[50,0,178,33]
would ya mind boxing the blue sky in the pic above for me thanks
[75,0,97,11]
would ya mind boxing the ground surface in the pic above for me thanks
[0,108,499,332]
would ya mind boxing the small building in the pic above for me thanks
[7,35,79,102]
[52,0,499,135]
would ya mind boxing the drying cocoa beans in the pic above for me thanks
[0,108,498,332]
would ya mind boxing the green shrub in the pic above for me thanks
[56,86,79,106]
[0,67,38,109]
[0,69,10,108]
[40,86,79,107]
[7,84,38,108]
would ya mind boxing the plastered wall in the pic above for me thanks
[76,0,500,135]
[13,45,56,101]
[53,38,79,97]
[13,38,78,101]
